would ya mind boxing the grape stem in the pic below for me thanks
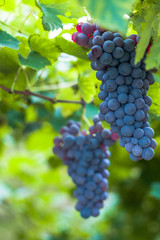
[0,84,86,106]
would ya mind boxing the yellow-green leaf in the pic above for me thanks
[78,76,95,103]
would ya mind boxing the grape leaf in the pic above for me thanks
[135,8,157,63]
[55,37,89,61]
[145,37,160,70]
[0,30,20,50]
[29,35,89,62]
[37,2,65,31]
[17,36,30,58]
[78,76,95,103]
[18,51,51,70]
[83,0,135,34]
[29,35,59,63]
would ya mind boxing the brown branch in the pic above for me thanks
[0,85,86,106]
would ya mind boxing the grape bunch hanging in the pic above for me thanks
[72,22,157,161]
[53,116,118,218]
[53,21,157,219]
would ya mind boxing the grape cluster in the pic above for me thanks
[72,23,157,161]
[89,30,156,161]
[53,116,118,218]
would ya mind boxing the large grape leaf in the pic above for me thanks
[55,37,89,61]
[83,0,135,34]
[0,31,20,50]
[78,76,95,103]
[36,1,65,31]
[29,35,59,63]
[18,51,51,70]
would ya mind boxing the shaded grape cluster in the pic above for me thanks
[72,23,156,161]
[53,116,118,218]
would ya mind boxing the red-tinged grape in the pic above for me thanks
[76,22,83,32]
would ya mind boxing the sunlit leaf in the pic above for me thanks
[37,1,65,31]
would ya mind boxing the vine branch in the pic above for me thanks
[0,85,86,106]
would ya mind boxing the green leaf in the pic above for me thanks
[83,0,135,34]
[29,35,59,63]
[145,37,160,70]
[17,36,30,58]
[135,8,158,63]
[29,35,89,62]
[37,2,64,31]
[0,30,20,50]
[18,51,51,70]
[55,37,89,61]
[148,82,160,116]
[78,76,95,103]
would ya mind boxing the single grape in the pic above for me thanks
[132,145,142,157]
[142,147,154,160]
[123,39,135,52]
[112,47,124,59]
[75,33,89,46]
[81,22,94,35]
[100,52,112,65]
[93,36,104,46]
[91,45,103,58]
[121,125,135,137]
[124,103,137,115]
[118,63,132,76]
[103,40,115,53]
[102,31,114,40]
[118,93,128,104]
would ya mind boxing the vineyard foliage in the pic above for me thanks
[0,0,160,239]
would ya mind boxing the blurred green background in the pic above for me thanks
[0,0,160,240]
